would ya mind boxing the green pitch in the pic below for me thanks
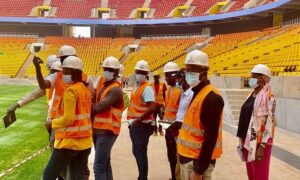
[0,85,50,179]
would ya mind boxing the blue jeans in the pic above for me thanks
[129,123,154,180]
[93,133,118,180]
[43,148,91,180]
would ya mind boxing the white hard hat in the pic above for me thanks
[251,64,272,78]
[58,45,77,57]
[135,60,150,72]
[102,56,120,69]
[46,55,59,69]
[164,62,179,73]
[185,50,209,67]
[119,64,125,76]
[62,56,83,71]
[50,61,62,71]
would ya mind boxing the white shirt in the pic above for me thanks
[175,87,194,122]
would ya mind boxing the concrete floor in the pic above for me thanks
[87,121,300,180]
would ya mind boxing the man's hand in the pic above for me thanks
[44,118,52,132]
[33,56,43,69]
[190,171,202,180]
[255,145,265,162]
[7,103,19,114]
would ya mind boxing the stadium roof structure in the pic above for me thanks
[0,0,299,26]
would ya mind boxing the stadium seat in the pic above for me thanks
[25,36,134,76]
[0,0,43,17]
[123,36,207,76]
[0,37,36,77]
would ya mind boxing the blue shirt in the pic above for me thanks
[133,84,155,103]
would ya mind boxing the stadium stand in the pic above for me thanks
[123,36,207,76]
[150,0,187,18]
[207,25,300,77]
[202,30,273,58]
[191,0,221,16]
[50,0,99,18]
[0,0,43,17]
[0,0,278,18]
[108,0,145,19]
[0,37,36,77]
[2,24,300,78]
[25,36,134,76]
[228,0,249,12]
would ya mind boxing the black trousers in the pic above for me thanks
[43,148,91,180]
[165,128,178,180]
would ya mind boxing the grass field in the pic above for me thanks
[0,85,50,179]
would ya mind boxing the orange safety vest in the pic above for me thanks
[150,82,165,105]
[93,81,124,135]
[50,72,87,119]
[95,76,106,101]
[177,84,223,160]
[163,86,181,122]
[55,82,92,140]
[127,82,154,121]
[47,88,53,102]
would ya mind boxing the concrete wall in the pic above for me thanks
[211,76,300,134]
[0,23,63,37]
[210,76,244,89]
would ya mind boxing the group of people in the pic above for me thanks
[6,45,276,180]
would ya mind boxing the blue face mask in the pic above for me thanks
[185,72,201,87]
[103,71,114,82]
[62,74,72,84]
[248,78,258,88]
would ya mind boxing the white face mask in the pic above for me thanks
[103,71,114,82]
[135,74,146,83]
[185,72,201,87]
[62,74,72,84]
[248,78,258,88]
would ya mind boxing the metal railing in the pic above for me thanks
[282,17,300,27]
[0,32,39,38]
[141,33,206,39]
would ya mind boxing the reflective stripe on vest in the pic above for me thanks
[56,124,92,133]
[54,82,92,140]
[163,86,181,122]
[177,138,222,150]
[55,114,90,120]
[93,81,124,135]
[94,118,121,128]
[177,84,223,160]
[127,82,154,121]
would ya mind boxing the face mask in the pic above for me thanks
[62,74,72,84]
[185,72,201,87]
[135,74,146,83]
[103,71,114,82]
[176,82,183,90]
[248,78,258,88]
